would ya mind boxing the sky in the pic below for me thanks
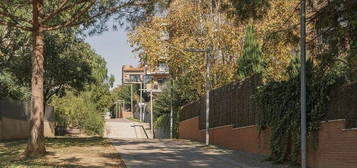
[84,27,139,88]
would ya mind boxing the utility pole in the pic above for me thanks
[150,91,154,138]
[140,82,143,121]
[131,84,133,114]
[300,0,307,168]
[205,48,211,146]
[170,79,174,139]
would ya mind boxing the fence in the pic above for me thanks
[180,74,261,129]
[180,76,357,130]
[0,99,55,139]
[326,82,357,128]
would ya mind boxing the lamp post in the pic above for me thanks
[300,0,307,167]
[130,84,133,114]
[170,79,174,139]
[163,44,212,144]
[139,82,143,121]
[184,47,212,146]
[150,90,154,137]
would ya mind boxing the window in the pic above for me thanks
[129,74,141,82]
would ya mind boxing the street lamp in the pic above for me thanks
[300,0,307,168]
[168,45,212,145]
[187,47,212,146]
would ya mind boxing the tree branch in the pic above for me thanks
[0,19,32,31]
[41,0,91,24]
[43,0,145,31]
[45,83,65,103]
[0,3,32,26]
[43,1,95,31]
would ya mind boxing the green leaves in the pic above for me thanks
[51,91,105,135]
[256,58,348,162]
[0,71,30,100]
[153,80,181,137]
[237,25,265,80]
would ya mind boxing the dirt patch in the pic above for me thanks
[0,137,126,168]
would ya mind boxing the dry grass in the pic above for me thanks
[0,137,126,168]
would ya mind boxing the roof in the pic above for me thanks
[122,65,144,72]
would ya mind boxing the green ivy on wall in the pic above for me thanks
[256,57,348,163]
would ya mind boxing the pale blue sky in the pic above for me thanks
[85,27,139,88]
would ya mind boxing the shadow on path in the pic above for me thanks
[112,139,296,168]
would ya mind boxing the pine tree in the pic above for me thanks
[237,25,265,80]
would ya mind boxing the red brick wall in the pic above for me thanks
[211,125,271,154]
[308,119,357,168]
[178,117,270,154]
[179,118,357,168]
[179,117,204,142]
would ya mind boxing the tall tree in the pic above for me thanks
[236,25,265,80]
[0,0,167,156]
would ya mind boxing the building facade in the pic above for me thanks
[122,64,170,92]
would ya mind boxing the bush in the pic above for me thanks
[51,91,104,136]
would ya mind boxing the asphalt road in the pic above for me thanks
[112,139,294,168]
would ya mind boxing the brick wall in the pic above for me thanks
[179,117,204,142]
[308,119,357,168]
[179,117,357,168]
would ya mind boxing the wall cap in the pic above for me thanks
[232,125,257,130]
[320,119,345,123]
[180,116,199,122]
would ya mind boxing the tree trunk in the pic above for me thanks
[26,0,46,157]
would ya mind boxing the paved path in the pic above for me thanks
[112,139,294,168]
[104,119,152,139]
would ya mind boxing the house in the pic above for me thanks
[122,63,170,93]
[122,65,145,84]
[144,63,170,92]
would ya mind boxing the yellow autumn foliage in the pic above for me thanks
[129,0,301,95]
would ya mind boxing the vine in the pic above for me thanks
[256,58,348,163]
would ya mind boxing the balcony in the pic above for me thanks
[123,74,143,84]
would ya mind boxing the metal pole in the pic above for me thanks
[140,82,143,121]
[205,49,211,146]
[116,103,118,118]
[150,91,154,138]
[170,79,174,139]
[131,84,133,114]
[300,0,307,168]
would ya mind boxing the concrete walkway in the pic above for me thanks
[104,118,152,139]
[112,139,294,168]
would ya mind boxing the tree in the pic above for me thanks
[0,0,168,156]
[236,25,265,80]
[51,52,114,136]
[153,80,181,137]
[9,31,97,102]
[110,84,140,112]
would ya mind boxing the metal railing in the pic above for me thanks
[131,124,149,139]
